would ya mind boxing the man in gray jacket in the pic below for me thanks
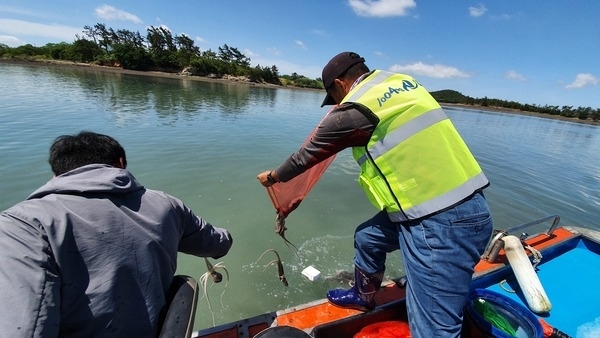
[0,131,233,337]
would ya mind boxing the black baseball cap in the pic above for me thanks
[321,52,365,107]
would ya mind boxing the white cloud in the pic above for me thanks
[348,0,416,18]
[0,19,81,42]
[505,70,527,81]
[566,73,598,89]
[244,48,259,58]
[491,13,511,20]
[469,4,487,17]
[94,5,142,24]
[294,40,307,50]
[0,5,46,18]
[311,29,328,37]
[389,61,470,79]
[0,34,22,47]
[267,47,282,56]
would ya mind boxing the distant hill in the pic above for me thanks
[429,89,598,124]
[430,89,474,104]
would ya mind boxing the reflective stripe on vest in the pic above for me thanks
[387,172,489,222]
[344,70,489,221]
[356,108,447,166]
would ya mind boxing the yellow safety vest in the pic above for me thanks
[344,70,489,221]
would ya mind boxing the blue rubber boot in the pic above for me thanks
[327,267,383,311]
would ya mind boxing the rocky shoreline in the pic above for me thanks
[2,58,597,126]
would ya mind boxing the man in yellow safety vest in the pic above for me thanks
[258,51,493,337]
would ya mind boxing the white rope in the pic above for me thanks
[499,279,516,293]
[524,244,543,268]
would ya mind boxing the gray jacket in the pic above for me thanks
[0,164,233,337]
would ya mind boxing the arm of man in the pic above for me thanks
[275,103,378,183]
[174,202,233,260]
[0,212,61,337]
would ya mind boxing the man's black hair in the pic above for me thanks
[49,131,127,176]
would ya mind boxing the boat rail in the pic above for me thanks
[481,214,560,263]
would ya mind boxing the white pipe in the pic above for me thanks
[502,235,552,314]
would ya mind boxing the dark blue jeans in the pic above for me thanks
[353,192,493,337]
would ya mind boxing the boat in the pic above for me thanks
[186,215,599,337]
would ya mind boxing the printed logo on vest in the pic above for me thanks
[377,78,422,107]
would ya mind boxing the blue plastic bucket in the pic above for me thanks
[464,289,543,338]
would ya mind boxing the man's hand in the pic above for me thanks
[257,170,278,187]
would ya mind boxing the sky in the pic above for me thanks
[1,0,599,109]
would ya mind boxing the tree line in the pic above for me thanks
[0,23,323,89]
[0,25,598,122]
[431,90,599,122]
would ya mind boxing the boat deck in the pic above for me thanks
[474,232,600,336]
[194,226,600,338]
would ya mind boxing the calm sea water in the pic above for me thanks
[1,63,599,330]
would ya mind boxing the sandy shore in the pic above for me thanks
[2,58,597,126]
